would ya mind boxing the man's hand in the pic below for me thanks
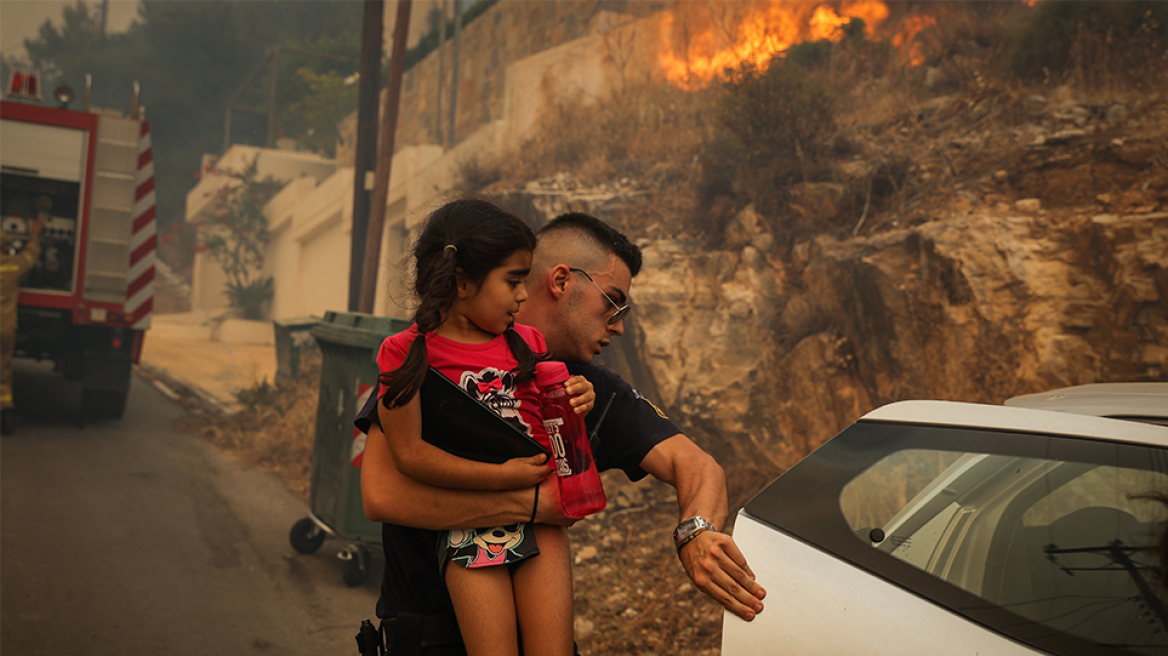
[30,216,44,235]
[533,475,578,527]
[677,529,766,621]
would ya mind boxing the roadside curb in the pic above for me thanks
[134,361,238,415]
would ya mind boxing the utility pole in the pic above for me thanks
[359,0,412,314]
[447,0,461,145]
[99,0,109,35]
[266,48,280,147]
[435,0,446,147]
[349,0,384,311]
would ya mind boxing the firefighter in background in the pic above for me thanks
[1,206,45,434]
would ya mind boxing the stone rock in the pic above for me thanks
[1046,128,1088,144]
[575,546,598,563]
[788,182,846,223]
[751,232,776,253]
[723,204,766,249]
[924,67,945,88]
[1014,198,1042,212]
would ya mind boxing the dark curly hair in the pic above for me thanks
[379,199,540,409]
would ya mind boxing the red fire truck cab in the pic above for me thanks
[1,71,156,419]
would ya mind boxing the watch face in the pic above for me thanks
[675,517,712,543]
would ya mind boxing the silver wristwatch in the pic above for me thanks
[673,516,716,552]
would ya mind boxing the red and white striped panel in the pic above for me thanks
[127,120,156,329]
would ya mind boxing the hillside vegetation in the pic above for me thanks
[482,1,1167,246]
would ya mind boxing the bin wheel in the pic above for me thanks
[290,517,327,554]
[343,545,369,587]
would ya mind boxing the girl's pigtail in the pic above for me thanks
[379,243,459,408]
[504,325,542,383]
[379,335,428,409]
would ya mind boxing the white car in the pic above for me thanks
[1005,382,1168,426]
[723,387,1168,656]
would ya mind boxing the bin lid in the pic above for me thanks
[310,311,407,350]
[274,316,321,329]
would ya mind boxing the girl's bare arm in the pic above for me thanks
[379,393,548,491]
[564,375,595,415]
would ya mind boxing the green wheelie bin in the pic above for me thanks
[288,311,407,587]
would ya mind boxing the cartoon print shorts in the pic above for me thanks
[438,523,540,574]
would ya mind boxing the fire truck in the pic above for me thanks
[1,70,156,419]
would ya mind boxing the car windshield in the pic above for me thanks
[841,449,1168,655]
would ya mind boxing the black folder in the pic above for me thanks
[419,366,549,464]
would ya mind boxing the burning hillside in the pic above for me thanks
[657,0,937,88]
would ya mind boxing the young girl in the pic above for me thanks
[376,199,592,656]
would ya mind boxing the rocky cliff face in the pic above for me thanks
[518,183,1167,501]
[632,205,1167,499]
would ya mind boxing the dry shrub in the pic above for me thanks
[177,353,321,500]
[1005,0,1168,93]
[914,2,1021,92]
[492,83,713,192]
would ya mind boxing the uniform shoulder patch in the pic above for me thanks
[632,388,669,419]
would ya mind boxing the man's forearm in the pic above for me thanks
[361,424,534,530]
[641,434,729,527]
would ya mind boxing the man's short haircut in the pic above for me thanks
[537,212,642,277]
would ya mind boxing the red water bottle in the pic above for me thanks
[535,362,606,518]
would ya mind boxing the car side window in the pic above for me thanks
[841,449,1168,655]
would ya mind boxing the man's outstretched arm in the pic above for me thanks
[360,422,574,530]
[639,434,767,621]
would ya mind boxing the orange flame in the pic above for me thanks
[659,1,934,89]
[892,15,937,67]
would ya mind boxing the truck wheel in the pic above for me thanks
[342,545,369,587]
[289,517,327,554]
[82,389,128,419]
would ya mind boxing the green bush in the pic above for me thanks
[234,377,280,410]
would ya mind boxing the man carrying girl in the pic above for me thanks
[375,199,597,655]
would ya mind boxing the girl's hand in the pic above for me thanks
[496,453,552,489]
[565,375,595,416]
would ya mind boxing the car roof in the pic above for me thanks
[1003,382,1168,421]
[861,400,1168,448]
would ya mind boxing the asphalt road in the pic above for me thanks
[1,360,381,656]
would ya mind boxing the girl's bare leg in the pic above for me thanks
[446,563,520,656]
[513,524,574,656]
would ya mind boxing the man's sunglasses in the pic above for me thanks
[569,268,630,325]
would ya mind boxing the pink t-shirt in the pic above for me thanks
[376,323,549,448]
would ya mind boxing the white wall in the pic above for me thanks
[296,213,350,317]
[185,145,336,315]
